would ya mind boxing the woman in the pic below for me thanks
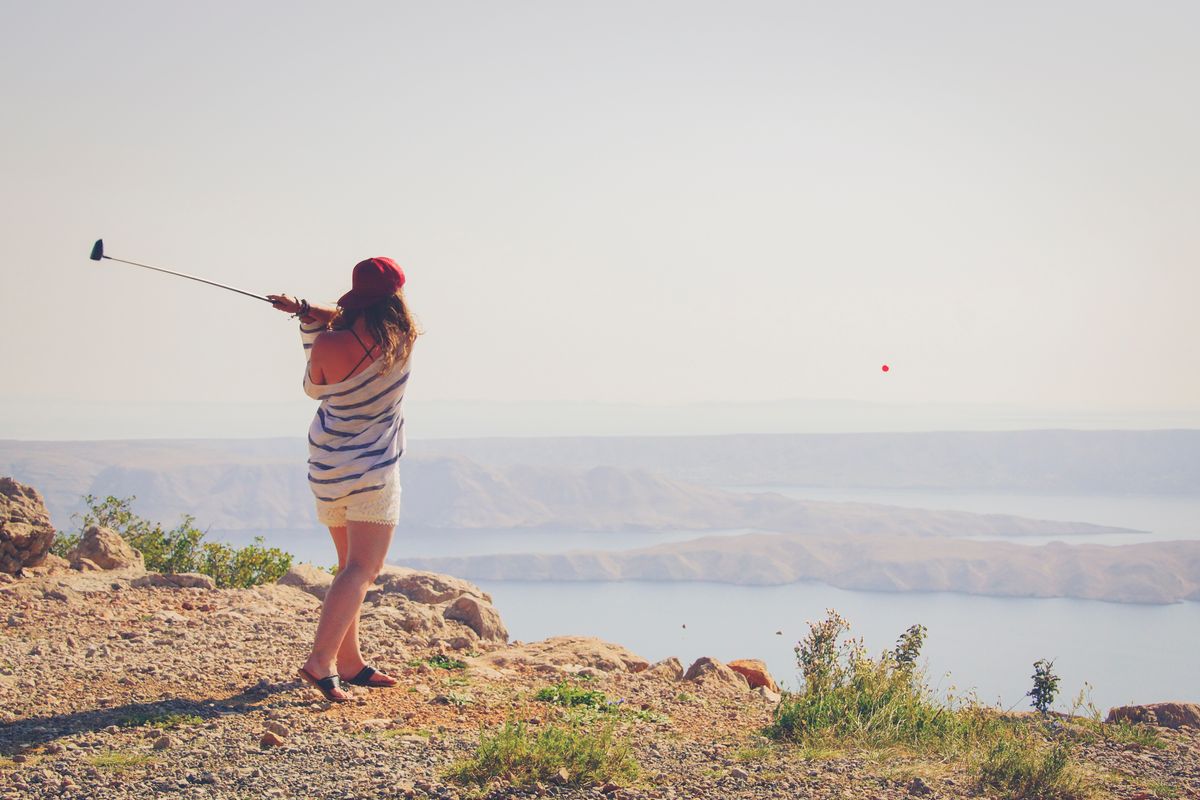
[267,255,419,703]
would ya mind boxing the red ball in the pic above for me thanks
[881,365,890,372]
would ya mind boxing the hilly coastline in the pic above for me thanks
[402,532,1200,605]
[0,439,1142,539]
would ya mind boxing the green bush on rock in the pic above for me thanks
[51,494,291,588]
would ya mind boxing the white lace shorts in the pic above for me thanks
[313,467,402,528]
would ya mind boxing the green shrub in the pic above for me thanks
[765,609,976,751]
[535,680,619,712]
[1028,659,1061,714]
[977,726,1092,799]
[427,654,468,670]
[53,495,291,588]
[444,716,638,790]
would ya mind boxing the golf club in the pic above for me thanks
[88,239,273,303]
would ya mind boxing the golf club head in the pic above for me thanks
[90,239,104,261]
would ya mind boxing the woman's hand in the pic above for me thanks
[267,293,302,314]
[269,294,337,327]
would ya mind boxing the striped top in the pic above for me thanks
[299,320,411,503]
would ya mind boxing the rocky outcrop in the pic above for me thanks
[373,566,494,605]
[645,656,685,680]
[0,477,56,574]
[276,563,508,649]
[469,635,650,676]
[1108,702,1200,730]
[684,657,751,691]
[67,526,144,571]
[443,594,508,642]
[277,562,334,599]
[131,572,216,590]
[727,658,779,692]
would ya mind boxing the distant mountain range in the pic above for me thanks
[424,429,1200,494]
[0,438,1133,538]
[402,533,1200,604]
[5,432,1197,605]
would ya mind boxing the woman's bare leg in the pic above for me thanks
[326,526,367,671]
[302,520,395,694]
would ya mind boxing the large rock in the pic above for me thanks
[727,658,779,692]
[280,564,509,646]
[0,477,56,574]
[131,572,216,590]
[374,565,493,604]
[278,562,334,600]
[470,635,649,675]
[644,656,684,681]
[444,595,508,642]
[683,657,751,691]
[67,526,144,571]
[1107,702,1200,730]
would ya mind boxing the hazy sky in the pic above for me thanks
[2,1,1197,438]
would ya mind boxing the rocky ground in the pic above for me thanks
[2,561,1199,800]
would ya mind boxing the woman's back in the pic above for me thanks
[308,322,380,387]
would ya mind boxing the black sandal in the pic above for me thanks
[342,665,396,687]
[297,666,350,702]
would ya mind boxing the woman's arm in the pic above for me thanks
[267,294,340,387]
[267,294,337,328]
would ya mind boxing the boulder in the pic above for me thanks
[644,656,684,681]
[754,685,782,704]
[277,562,334,600]
[1107,702,1200,730]
[67,526,144,571]
[25,552,72,577]
[0,477,56,574]
[229,583,318,614]
[683,657,750,691]
[132,572,216,590]
[727,658,779,692]
[470,635,649,675]
[374,565,493,604]
[443,595,509,643]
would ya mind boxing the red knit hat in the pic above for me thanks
[337,257,405,311]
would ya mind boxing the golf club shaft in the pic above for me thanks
[102,255,272,303]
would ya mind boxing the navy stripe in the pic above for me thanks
[326,372,410,411]
[308,418,404,453]
[317,408,359,438]
[308,453,401,485]
[303,343,312,350]
[322,407,389,423]
[313,483,387,503]
[318,407,396,438]
[307,435,378,453]
[309,363,394,401]
[308,446,390,470]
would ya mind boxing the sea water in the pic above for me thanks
[210,490,1200,710]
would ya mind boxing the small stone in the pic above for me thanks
[908,776,934,796]
[260,731,286,748]
[152,735,172,750]
[553,767,570,784]
[12,754,27,763]
[264,721,290,737]
[730,767,749,779]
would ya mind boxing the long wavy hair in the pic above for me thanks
[332,290,420,373]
